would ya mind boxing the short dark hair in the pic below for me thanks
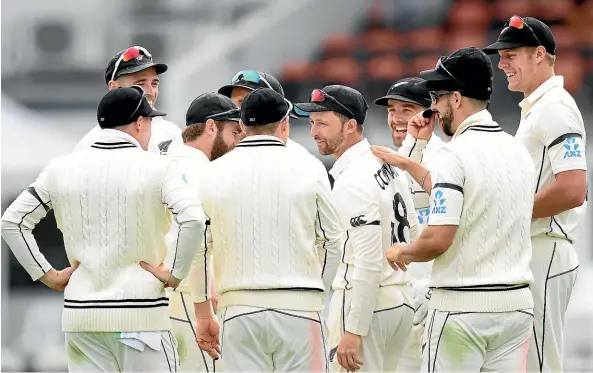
[182,121,225,143]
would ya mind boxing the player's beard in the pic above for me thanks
[440,100,455,137]
[317,123,346,156]
[210,132,232,161]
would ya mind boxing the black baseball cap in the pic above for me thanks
[374,77,431,108]
[97,86,166,128]
[418,47,493,101]
[240,88,292,126]
[483,16,555,55]
[104,46,168,85]
[294,85,368,125]
[186,93,240,126]
[219,70,305,119]
[218,70,285,97]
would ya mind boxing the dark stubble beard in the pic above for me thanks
[319,123,346,156]
[440,100,455,137]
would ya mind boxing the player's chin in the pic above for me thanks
[391,134,405,147]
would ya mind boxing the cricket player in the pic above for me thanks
[75,46,182,155]
[1,86,207,372]
[193,88,344,372]
[375,77,444,372]
[373,47,536,372]
[296,85,419,372]
[218,70,319,159]
[484,16,588,372]
[164,93,243,372]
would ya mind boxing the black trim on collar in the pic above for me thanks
[236,138,286,148]
[459,125,503,136]
[91,140,138,150]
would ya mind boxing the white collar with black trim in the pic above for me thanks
[92,129,142,150]
[519,75,564,109]
[236,135,286,148]
[452,110,502,139]
[329,138,370,181]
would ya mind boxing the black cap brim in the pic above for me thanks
[482,41,530,55]
[218,84,257,98]
[117,62,168,79]
[374,94,428,107]
[147,108,167,118]
[294,102,332,113]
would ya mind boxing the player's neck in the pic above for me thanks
[523,70,555,98]
[185,138,212,160]
[333,133,364,160]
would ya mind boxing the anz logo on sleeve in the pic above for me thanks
[563,137,582,159]
[432,190,447,214]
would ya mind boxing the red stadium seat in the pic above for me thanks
[447,0,491,30]
[278,61,314,83]
[492,0,537,23]
[404,28,444,52]
[322,33,358,56]
[361,28,404,53]
[365,54,407,81]
[554,50,585,94]
[549,25,578,50]
[533,0,575,21]
[446,28,488,54]
[410,53,442,75]
[318,56,362,86]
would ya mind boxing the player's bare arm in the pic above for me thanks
[532,169,587,219]
[386,225,456,272]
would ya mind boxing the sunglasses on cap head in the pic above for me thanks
[205,109,239,121]
[231,70,273,89]
[279,98,294,122]
[111,46,154,82]
[310,89,355,118]
[435,57,465,88]
[505,15,542,46]
[130,85,148,119]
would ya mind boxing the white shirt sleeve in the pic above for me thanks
[1,163,55,280]
[161,159,207,281]
[535,102,587,174]
[314,165,344,294]
[428,148,465,226]
[398,133,428,163]
[333,182,382,336]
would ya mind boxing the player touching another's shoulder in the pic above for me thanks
[298,85,416,372]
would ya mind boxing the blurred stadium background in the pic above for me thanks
[1,0,592,371]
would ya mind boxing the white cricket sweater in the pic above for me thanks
[1,130,206,332]
[427,111,535,312]
[330,139,418,335]
[197,135,344,312]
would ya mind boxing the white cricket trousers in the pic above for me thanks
[327,287,414,372]
[217,305,329,372]
[527,236,579,372]
[65,331,178,372]
[396,323,424,372]
[422,309,533,372]
[167,290,213,372]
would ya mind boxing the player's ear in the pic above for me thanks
[135,116,144,131]
[239,120,247,134]
[205,119,217,137]
[346,118,357,134]
[452,92,462,109]
[108,80,119,91]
